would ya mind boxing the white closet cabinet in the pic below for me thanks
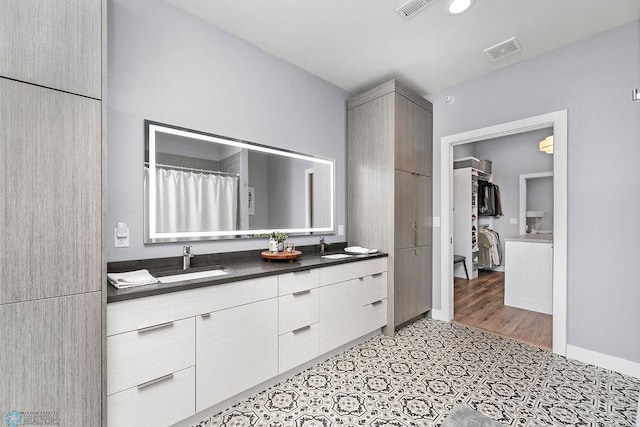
[347,80,433,329]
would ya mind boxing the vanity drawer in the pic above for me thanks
[279,268,319,296]
[107,317,195,395]
[279,322,319,374]
[107,366,195,427]
[362,298,387,334]
[320,258,387,286]
[107,275,277,336]
[361,271,387,305]
[279,288,319,334]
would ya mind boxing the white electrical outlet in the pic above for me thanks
[114,223,129,248]
[338,225,344,236]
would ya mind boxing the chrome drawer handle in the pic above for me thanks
[372,300,384,306]
[358,277,365,281]
[292,289,311,297]
[292,325,311,334]
[137,373,174,390]
[201,313,211,318]
[372,273,383,278]
[137,321,174,334]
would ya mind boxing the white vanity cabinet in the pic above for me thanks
[107,257,387,426]
[504,239,553,314]
[278,269,320,373]
[319,258,388,353]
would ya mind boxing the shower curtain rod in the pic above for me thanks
[145,162,239,177]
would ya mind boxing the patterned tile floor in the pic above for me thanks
[191,319,640,427]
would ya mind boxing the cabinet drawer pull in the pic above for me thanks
[137,321,174,334]
[372,273,383,278]
[358,277,365,281]
[201,313,211,318]
[136,373,174,390]
[372,300,384,306]
[292,325,311,334]
[292,289,311,297]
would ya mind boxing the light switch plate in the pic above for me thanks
[509,218,518,225]
[338,225,344,236]
[433,217,441,227]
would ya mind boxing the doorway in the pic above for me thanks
[439,110,568,356]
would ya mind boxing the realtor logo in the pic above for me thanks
[4,411,23,427]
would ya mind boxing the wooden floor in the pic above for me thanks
[454,270,552,350]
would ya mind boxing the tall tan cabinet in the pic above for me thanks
[347,80,433,330]
[0,1,105,425]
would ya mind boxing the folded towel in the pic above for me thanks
[344,246,378,255]
[107,269,158,289]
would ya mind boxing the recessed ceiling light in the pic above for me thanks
[447,0,474,15]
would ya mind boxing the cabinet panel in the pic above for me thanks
[279,289,320,334]
[394,93,432,176]
[107,367,195,427]
[361,272,388,305]
[0,79,101,304]
[279,268,319,296]
[196,298,278,411]
[107,276,277,336]
[362,299,387,335]
[107,317,195,395]
[415,174,432,247]
[0,0,101,98]
[319,279,362,354]
[394,170,415,249]
[279,323,320,374]
[504,241,553,314]
[394,246,431,326]
[0,292,101,425]
[319,258,387,286]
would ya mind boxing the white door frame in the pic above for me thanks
[439,110,567,355]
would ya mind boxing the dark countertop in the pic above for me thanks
[107,249,387,303]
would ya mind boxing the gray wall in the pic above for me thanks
[107,0,349,261]
[428,20,640,363]
[454,128,553,269]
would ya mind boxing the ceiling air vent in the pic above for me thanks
[396,0,436,20]
[484,37,522,62]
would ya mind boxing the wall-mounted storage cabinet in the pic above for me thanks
[347,80,433,329]
[0,1,104,425]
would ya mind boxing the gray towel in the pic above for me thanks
[442,404,504,427]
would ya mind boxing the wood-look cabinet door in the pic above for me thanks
[0,79,101,304]
[415,174,432,247]
[0,292,102,425]
[0,0,102,98]
[394,246,432,326]
[395,172,432,249]
[394,93,432,176]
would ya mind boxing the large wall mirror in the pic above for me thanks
[144,120,335,243]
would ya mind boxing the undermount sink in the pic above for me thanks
[321,254,354,260]
[158,269,229,284]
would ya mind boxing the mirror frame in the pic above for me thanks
[144,120,335,243]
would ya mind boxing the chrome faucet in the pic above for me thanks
[319,237,330,255]
[183,246,194,270]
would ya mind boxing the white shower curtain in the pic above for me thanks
[146,167,238,233]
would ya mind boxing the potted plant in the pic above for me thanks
[256,231,288,252]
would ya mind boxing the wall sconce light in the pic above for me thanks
[539,135,553,154]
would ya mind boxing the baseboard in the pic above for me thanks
[566,345,640,379]
[430,309,449,322]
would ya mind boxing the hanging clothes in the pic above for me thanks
[477,227,502,268]
[478,180,503,216]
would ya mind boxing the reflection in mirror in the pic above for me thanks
[144,120,335,243]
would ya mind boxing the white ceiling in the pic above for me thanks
[165,0,640,96]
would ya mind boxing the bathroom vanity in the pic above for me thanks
[106,252,387,426]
